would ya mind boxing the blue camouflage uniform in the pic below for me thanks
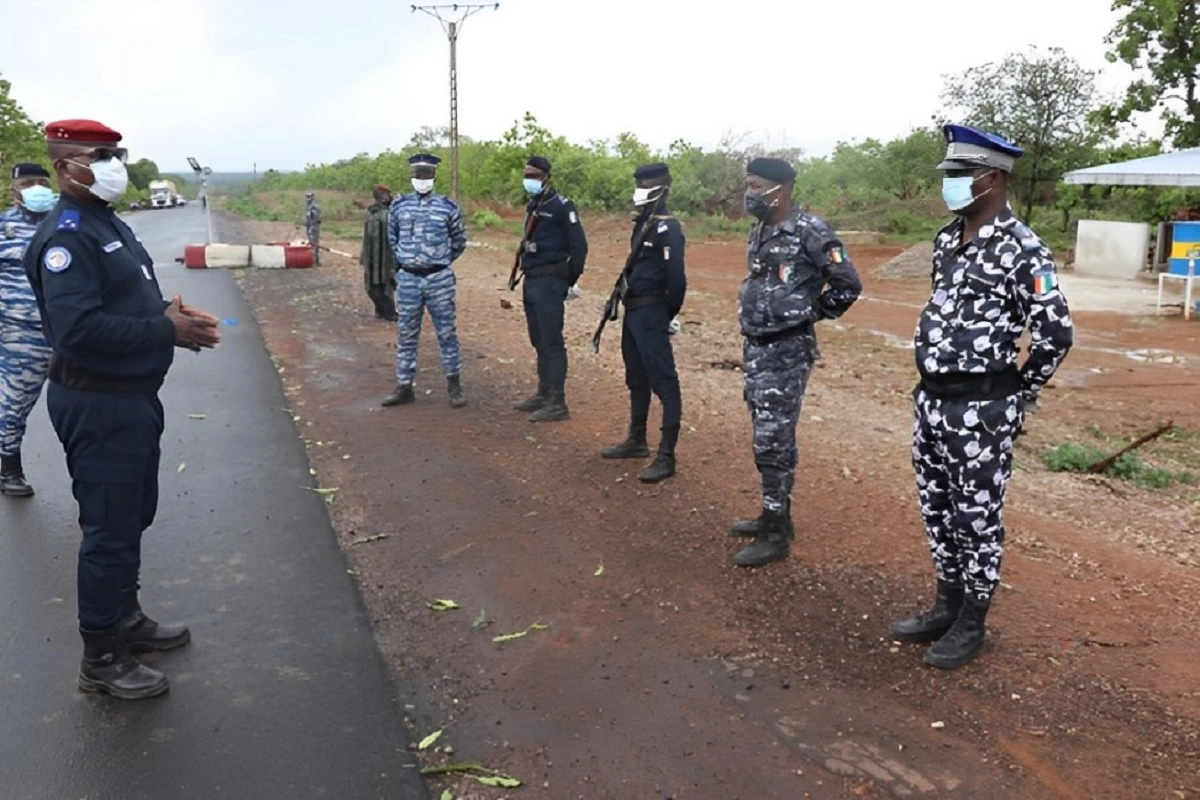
[305,193,321,265]
[387,179,468,387]
[0,203,54,482]
[24,192,177,632]
[517,156,588,417]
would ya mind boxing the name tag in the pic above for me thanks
[103,241,123,253]
[141,264,153,280]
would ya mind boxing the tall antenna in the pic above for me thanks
[411,3,499,202]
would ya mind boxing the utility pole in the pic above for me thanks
[411,3,498,202]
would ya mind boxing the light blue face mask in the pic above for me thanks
[941,172,992,213]
[19,185,57,214]
[523,178,543,195]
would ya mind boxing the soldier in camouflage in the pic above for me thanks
[381,153,469,409]
[304,191,321,266]
[891,124,1073,670]
[730,158,862,567]
[0,163,56,497]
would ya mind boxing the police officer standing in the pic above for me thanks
[305,190,321,266]
[600,163,686,484]
[891,125,1072,669]
[512,155,588,423]
[382,154,469,409]
[0,164,56,497]
[24,119,222,699]
[361,184,398,321]
[730,158,862,567]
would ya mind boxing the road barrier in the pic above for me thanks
[182,242,314,269]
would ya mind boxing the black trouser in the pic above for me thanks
[365,272,397,319]
[47,383,164,630]
[522,274,569,396]
[621,303,681,448]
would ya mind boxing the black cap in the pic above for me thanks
[634,162,670,182]
[408,153,441,167]
[11,163,50,180]
[526,155,552,173]
[746,157,796,184]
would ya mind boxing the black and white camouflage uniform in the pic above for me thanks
[913,206,1073,601]
[740,207,862,515]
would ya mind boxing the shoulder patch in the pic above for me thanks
[1032,264,1059,296]
[56,209,81,231]
[44,246,72,273]
[828,244,846,264]
[569,210,578,224]
[657,222,668,233]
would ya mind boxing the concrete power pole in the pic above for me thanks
[411,3,498,202]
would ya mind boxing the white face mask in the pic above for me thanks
[412,178,435,195]
[632,186,662,207]
[70,158,129,203]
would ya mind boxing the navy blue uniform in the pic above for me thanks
[622,209,686,441]
[520,189,588,399]
[23,193,176,631]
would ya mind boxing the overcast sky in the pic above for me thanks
[2,0,1143,173]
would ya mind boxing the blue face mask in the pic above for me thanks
[523,178,544,195]
[941,172,992,213]
[19,185,57,214]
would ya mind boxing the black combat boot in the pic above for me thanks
[529,392,568,422]
[381,384,415,407]
[0,453,34,498]
[601,423,651,459]
[733,508,794,567]
[513,386,548,413]
[729,499,790,538]
[638,426,678,483]
[120,605,191,653]
[447,375,467,408]
[890,579,965,644]
[78,626,169,700]
[923,594,991,669]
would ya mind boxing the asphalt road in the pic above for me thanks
[0,203,427,800]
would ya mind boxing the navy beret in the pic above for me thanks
[746,157,796,184]
[12,163,50,180]
[409,153,441,167]
[526,155,551,173]
[634,162,670,182]
[937,124,1023,172]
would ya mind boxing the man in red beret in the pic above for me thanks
[361,184,397,320]
[23,119,223,700]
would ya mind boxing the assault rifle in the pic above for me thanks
[591,212,663,354]
[507,190,550,291]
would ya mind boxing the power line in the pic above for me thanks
[411,3,499,202]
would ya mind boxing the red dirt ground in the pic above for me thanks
[226,211,1198,800]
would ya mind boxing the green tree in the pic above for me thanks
[0,75,45,173]
[126,158,161,191]
[940,46,1103,220]
[1099,0,1200,147]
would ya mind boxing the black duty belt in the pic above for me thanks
[623,294,666,310]
[49,356,162,395]
[522,260,570,279]
[744,324,813,347]
[918,365,1022,401]
[399,264,449,276]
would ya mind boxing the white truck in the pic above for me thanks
[148,179,179,209]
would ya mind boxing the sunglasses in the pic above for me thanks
[76,147,129,164]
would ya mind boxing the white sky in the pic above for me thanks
[1,0,1146,173]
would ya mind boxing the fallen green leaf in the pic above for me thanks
[594,562,605,577]
[472,608,487,628]
[417,729,443,750]
[428,599,460,611]
[439,792,453,800]
[186,413,207,420]
[841,465,852,478]
[350,533,389,546]
[177,463,186,474]
[492,621,548,642]
[475,775,521,788]
[309,487,338,495]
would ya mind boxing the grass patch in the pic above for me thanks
[1043,441,1196,490]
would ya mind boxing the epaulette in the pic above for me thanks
[1010,221,1043,251]
[56,209,81,232]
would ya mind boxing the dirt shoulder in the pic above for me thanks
[222,211,1198,800]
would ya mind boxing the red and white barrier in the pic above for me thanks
[183,242,314,270]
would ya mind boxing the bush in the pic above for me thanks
[1042,442,1195,490]
[472,208,503,228]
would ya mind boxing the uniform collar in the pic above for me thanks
[942,204,1016,250]
[527,187,557,210]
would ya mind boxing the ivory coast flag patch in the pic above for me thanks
[1033,266,1058,295]
[829,246,846,264]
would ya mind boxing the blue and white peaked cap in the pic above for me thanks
[936,124,1024,173]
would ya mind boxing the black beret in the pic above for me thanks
[746,157,796,184]
[408,153,441,167]
[11,163,50,180]
[526,155,551,173]
[634,162,670,182]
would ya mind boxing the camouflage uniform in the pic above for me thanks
[739,207,862,516]
[305,196,321,266]
[912,207,1072,602]
[0,205,53,494]
[387,191,468,386]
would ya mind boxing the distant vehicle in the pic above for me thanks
[148,179,180,209]
[177,197,188,206]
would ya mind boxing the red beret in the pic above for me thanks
[374,184,390,192]
[45,119,123,145]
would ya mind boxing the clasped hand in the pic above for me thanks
[166,294,222,352]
